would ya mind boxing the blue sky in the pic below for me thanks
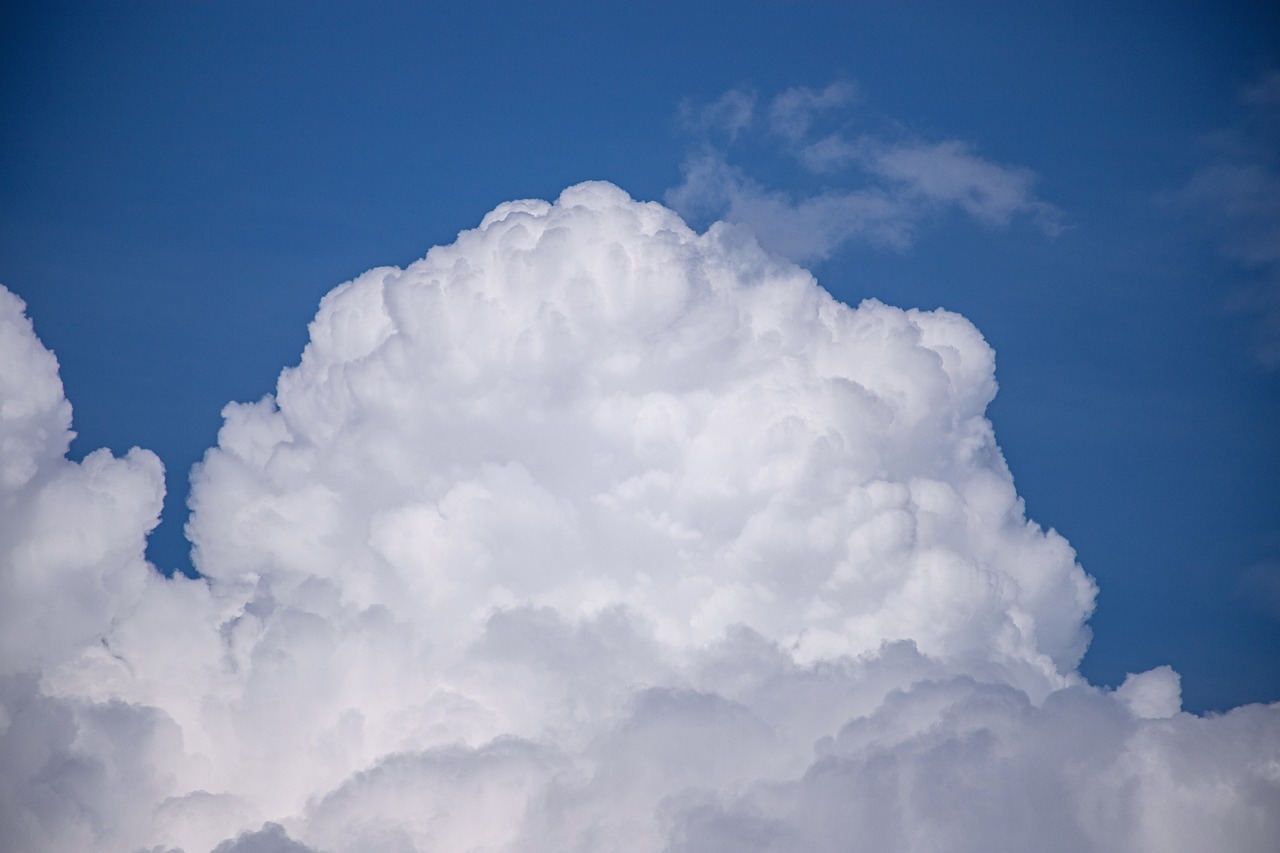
[2,0,1277,715]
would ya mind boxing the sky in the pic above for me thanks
[1,2,1279,851]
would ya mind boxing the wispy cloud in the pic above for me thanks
[768,80,860,146]
[1174,70,1280,368]
[667,82,1065,262]
[667,150,917,260]
[679,88,757,140]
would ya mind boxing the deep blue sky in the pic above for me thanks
[2,0,1277,713]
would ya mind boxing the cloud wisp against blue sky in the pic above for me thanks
[1175,71,1280,368]
[668,82,1064,262]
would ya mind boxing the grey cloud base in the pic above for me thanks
[0,184,1276,851]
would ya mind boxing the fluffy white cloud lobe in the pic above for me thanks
[1,185,1276,852]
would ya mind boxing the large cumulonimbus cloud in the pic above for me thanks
[1,183,1277,852]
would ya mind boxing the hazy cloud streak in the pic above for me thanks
[668,82,1065,262]
[1175,70,1280,368]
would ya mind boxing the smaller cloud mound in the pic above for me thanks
[187,180,1095,684]
[212,822,319,853]
[661,676,1280,853]
[668,82,1064,262]
[1115,665,1182,719]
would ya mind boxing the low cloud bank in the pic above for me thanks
[1,184,1276,852]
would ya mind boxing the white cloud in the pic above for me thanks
[663,676,1279,853]
[0,185,1276,851]
[0,288,164,677]
[867,139,1065,234]
[1115,665,1182,719]
[668,82,1065,262]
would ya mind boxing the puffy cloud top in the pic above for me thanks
[1,185,1277,852]
[191,182,1091,682]
[0,289,163,676]
[0,286,73,490]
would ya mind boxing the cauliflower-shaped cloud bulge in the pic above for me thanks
[1,184,1277,853]
[191,181,1092,681]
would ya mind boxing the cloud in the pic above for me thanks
[865,139,1065,234]
[0,184,1276,851]
[663,678,1279,853]
[0,288,164,677]
[1115,665,1182,719]
[667,152,919,260]
[667,83,1065,262]
[768,81,859,145]
[1174,70,1280,368]
[212,822,319,853]
[680,88,757,140]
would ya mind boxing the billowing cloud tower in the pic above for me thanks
[1,184,1277,852]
